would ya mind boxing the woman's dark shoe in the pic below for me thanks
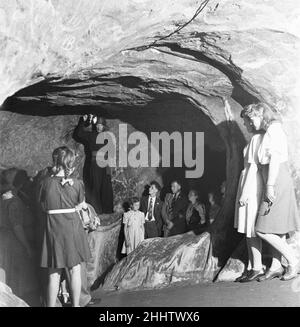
[235,270,250,282]
[281,264,299,281]
[240,269,265,283]
[257,267,284,282]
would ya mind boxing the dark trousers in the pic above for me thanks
[167,217,187,237]
[144,221,159,238]
[86,161,113,214]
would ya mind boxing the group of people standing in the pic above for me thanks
[120,179,223,255]
[1,102,299,308]
[0,113,219,307]
[72,114,222,255]
[234,102,300,282]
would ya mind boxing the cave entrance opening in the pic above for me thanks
[2,96,227,212]
[94,98,227,206]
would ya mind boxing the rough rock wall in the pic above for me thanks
[1,0,300,200]
[0,282,29,307]
[0,111,161,201]
[1,0,300,287]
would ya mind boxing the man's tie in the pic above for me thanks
[169,194,176,214]
[147,197,154,221]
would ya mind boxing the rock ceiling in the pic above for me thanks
[1,0,300,195]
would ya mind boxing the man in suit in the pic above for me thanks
[162,180,189,237]
[140,181,163,238]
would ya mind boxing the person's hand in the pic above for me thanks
[266,185,276,203]
[167,221,174,230]
[2,191,14,200]
[92,116,97,124]
[239,194,248,206]
[83,114,88,121]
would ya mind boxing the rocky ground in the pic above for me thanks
[91,277,300,307]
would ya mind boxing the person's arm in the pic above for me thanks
[240,135,261,205]
[195,203,206,225]
[265,153,280,202]
[155,203,163,234]
[123,214,130,247]
[161,195,173,229]
[76,179,88,210]
[124,224,130,247]
[73,115,92,142]
[239,163,258,205]
[264,124,286,203]
[141,213,145,231]
[161,196,169,224]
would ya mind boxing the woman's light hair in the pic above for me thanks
[52,146,75,178]
[241,102,282,128]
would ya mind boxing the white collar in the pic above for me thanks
[149,195,156,202]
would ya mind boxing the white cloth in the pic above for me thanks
[145,196,156,222]
[121,210,145,254]
[234,134,264,237]
[258,122,288,164]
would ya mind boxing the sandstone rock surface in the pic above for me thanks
[0,0,300,289]
[0,282,29,307]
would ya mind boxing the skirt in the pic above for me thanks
[39,212,92,269]
[255,162,300,234]
[234,167,263,238]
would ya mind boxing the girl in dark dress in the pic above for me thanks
[38,146,91,307]
[73,115,114,214]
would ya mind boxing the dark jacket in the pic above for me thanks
[162,192,189,236]
[140,195,163,236]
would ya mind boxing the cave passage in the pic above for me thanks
[2,97,227,208]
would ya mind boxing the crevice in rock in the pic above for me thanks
[153,42,261,106]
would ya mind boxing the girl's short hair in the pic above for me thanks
[52,146,75,178]
[130,197,140,206]
[241,102,282,128]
